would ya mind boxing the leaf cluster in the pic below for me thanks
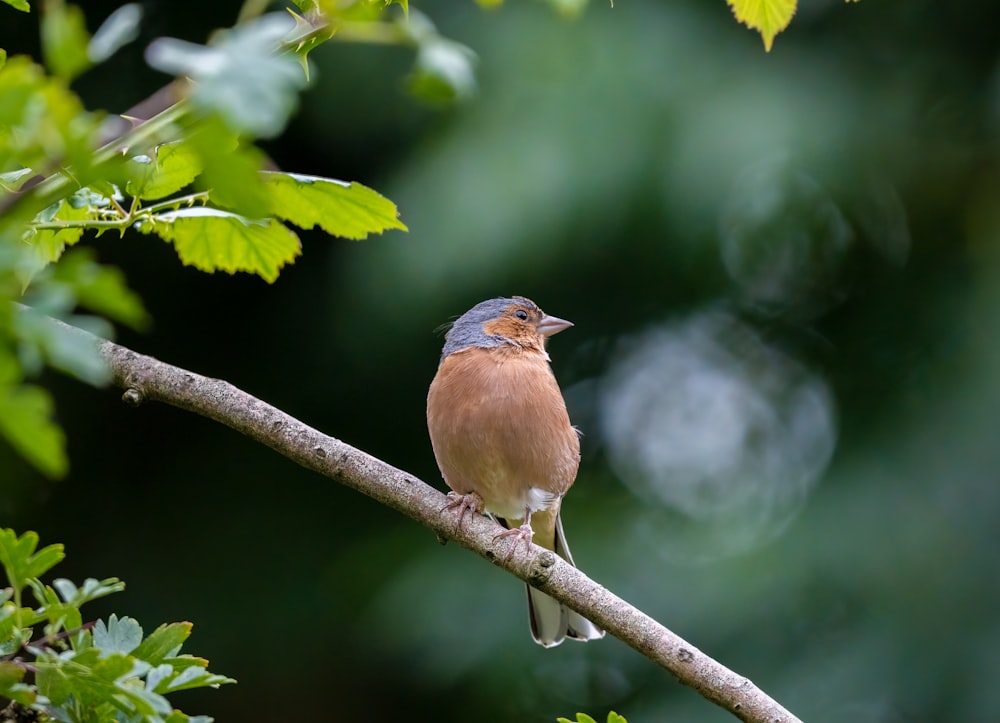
[0,529,233,723]
[557,713,628,723]
[0,0,424,479]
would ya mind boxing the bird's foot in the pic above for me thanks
[494,523,533,562]
[442,491,485,531]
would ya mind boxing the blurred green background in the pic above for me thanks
[3,0,1000,720]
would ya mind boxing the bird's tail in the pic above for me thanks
[526,513,605,647]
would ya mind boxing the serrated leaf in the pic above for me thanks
[39,597,83,636]
[53,576,125,606]
[41,0,92,80]
[727,0,796,52]
[38,648,161,714]
[31,588,88,644]
[262,171,407,239]
[159,664,234,693]
[146,14,305,138]
[116,674,171,716]
[285,9,334,81]
[140,207,301,282]
[22,195,94,284]
[0,383,68,478]
[93,614,143,656]
[607,713,628,723]
[88,3,142,63]
[125,141,202,200]
[0,530,65,593]
[162,654,208,669]
[133,622,192,665]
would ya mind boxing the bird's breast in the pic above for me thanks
[427,346,580,517]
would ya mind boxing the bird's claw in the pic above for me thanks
[494,523,533,562]
[442,491,484,531]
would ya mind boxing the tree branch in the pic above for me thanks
[55,318,801,723]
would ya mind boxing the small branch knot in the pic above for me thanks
[121,388,144,407]
[528,550,557,585]
[677,648,695,663]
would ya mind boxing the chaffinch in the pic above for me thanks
[427,296,604,647]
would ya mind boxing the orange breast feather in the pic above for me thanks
[427,346,580,518]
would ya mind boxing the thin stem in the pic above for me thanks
[12,585,21,629]
[142,192,211,215]
[32,219,129,231]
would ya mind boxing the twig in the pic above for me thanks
[48,315,802,723]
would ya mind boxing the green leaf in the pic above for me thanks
[93,614,143,655]
[0,167,34,191]
[87,3,142,63]
[1,0,29,12]
[125,141,202,200]
[0,57,100,180]
[165,713,214,723]
[53,576,126,606]
[607,713,628,723]
[0,383,67,477]
[41,0,92,80]
[152,663,235,693]
[139,207,301,282]
[0,529,65,592]
[33,587,83,636]
[727,0,797,52]
[0,661,35,706]
[408,37,477,103]
[133,622,192,665]
[12,301,112,385]
[188,117,270,215]
[262,171,407,239]
[21,193,96,284]
[35,655,74,705]
[286,9,335,80]
[0,660,25,690]
[0,48,6,68]
[146,14,306,138]
[50,248,151,330]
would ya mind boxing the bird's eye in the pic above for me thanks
[515,309,529,321]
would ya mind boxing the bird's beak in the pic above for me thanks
[537,314,573,337]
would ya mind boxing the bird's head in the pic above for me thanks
[440,296,572,359]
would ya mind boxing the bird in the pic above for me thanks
[426,295,605,647]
